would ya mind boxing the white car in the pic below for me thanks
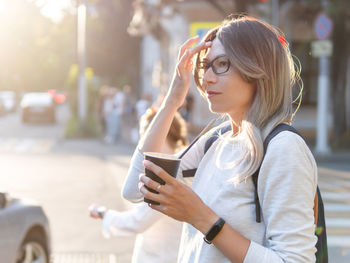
[0,91,17,113]
[20,93,56,123]
[0,192,51,263]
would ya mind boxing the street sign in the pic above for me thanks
[314,13,333,40]
[311,40,333,57]
[190,22,221,40]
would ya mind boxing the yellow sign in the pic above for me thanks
[190,22,221,40]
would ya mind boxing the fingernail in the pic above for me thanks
[140,186,146,194]
[140,175,149,183]
[205,41,212,46]
[143,160,151,167]
[192,35,199,39]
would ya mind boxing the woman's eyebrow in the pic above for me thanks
[201,54,227,62]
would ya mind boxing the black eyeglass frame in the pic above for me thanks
[197,54,231,78]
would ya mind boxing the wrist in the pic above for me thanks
[161,97,181,111]
[192,206,219,235]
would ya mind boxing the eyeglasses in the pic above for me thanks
[197,54,231,80]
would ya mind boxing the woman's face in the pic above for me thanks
[201,38,255,122]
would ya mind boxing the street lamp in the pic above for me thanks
[77,0,87,123]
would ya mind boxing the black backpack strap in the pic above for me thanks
[182,124,231,178]
[253,123,300,223]
[263,124,300,152]
[182,123,301,223]
[204,124,232,154]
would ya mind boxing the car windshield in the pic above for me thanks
[22,93,52,104]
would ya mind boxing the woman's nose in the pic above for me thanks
[203,67,217,84]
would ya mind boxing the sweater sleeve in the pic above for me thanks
[101,204,163,238]
[121,123,224,200]
[244,131,318,263]
[120,142,201,202]
[121,148,145,202]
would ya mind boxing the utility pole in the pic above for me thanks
[271,0,279,27]
[314,0,332,154]
[77,0,87,123]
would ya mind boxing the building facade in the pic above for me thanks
[128,0,350,150]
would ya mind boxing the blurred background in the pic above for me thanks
[0,0,349,262]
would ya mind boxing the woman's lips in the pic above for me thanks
[206,91,221,99]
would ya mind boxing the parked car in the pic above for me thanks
[0,99,6,116]
[0,91,17,113]
[20,93,56,123]
[0,192,51,263]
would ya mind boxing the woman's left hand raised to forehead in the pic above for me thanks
[139,160,217,230]
[165,36,212,110]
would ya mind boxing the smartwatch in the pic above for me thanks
[203,217,225,244]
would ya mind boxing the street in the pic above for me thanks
[0,104,350,262]
[318,162,350,262]
[0,105,136,262]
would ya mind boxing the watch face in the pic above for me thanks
[204,218,225,244]
[207,225,220,240]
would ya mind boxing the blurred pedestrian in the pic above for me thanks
[103,87,117,144]
[97,85,109,134]
[89,107,188,263]
[111,87,126,142]
[121,85,137,144]
[135,93,152,121]
[130,93,152,144]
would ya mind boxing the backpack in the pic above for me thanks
[183,123,328,263]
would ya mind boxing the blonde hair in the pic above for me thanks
[140,107,188,151]
[194,16,302,181]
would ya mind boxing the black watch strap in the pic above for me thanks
[203,217,225,244]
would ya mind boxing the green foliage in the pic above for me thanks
[65,115,100,138]
[86,0,141,88]
[0,0,140,95]
[65,64,100,138]
[0,0,75,93]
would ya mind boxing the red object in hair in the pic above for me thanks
[278,36,287,47]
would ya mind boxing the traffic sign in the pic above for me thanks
[314,13,333,40]
[311,40,333,57]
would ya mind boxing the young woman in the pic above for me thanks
[123,16,317,263]
[90,107,188,263]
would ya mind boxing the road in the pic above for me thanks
[318,162,350,262]
[0,104,349,262]
[0,105,136,262]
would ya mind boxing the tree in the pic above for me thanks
[85,0,141,90]
[329,0,350,145]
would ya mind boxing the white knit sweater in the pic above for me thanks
[101,205,182,263]
[122,124,318,263]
